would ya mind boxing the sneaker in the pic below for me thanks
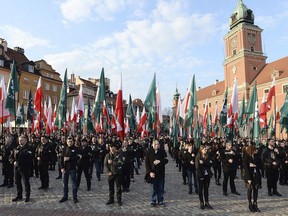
[150,202,156,207]
[59,197,68,203]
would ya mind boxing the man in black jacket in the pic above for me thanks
[262,139,282,196]
[221,142,241,196]
[37,135,52,189]
[145,139,168,207]
[12,134,33,202]
[59,136,80,203]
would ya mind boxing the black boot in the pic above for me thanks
[253,202,260,212]
[248,202,254,212]
[200,202,204,210]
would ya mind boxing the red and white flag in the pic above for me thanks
[70,97,77,123]
[227,104,233,128]
[266,76,275,112]
[213,101,218,124]
[46,97,53,134]
[138,108,147,133]
[231,78,238,114]
[0,78,10,123]
[77,85,84,117]
[259,95,267,128]
[115,74,124,140]
[111,107,117,133]
[203,98,209,128]
[34,77,43,113]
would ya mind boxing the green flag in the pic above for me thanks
[246,81,257,114]
[93,67,106,123]
[144,74,156,127]
[279,92,288,131]
[185,74,197,127]
[16,103,24,125]
[5,61,20,116]
[56,69,68,129]
[85,99,94,135]
[220,88,228,127]
[237,94,245,127]
[126,94,136,131]
[27,89,34,121]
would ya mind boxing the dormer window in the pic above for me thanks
[28,65,34,73]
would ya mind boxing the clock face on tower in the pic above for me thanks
[230,37,238,48]
[248,33,256,44]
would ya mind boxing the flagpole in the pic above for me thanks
[274,97,276,141]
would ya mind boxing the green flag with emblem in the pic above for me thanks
[5,61,19,116]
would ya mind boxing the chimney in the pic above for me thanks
[14,46,25,54]
[0,38,7,52]
[215,79,219,84]
[71,73,75,83]
[198,86,201,91]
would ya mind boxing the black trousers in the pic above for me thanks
[266,168,279,191]
[122,165,131,190]
[198,175,210,203]
[223,169,237,193]
[15,167,30,198]
[39,161,49,188]
[2,162,14,185]
[77,163,91,189]
[213,162,221,180]
[182,164,187,183]
[108,174,122,202]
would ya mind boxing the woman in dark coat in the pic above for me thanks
[195,145,213,210]
[242,145,261,212]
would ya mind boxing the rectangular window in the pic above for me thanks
[52,85,57,92]
[0,59,4,67]
[283,85,288,94]
[45,83,50,91]
[53,96,57,105]
[203,104,205,108]
[209,103,211,108]
[23,77,29,84]
[22,90,29,99]
[233,49,237,55]
[28,65,34,73]
[264,88,269,94]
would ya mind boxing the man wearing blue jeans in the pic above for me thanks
[59,136,80,203]
[145,139,168,207]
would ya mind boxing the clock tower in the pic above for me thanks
[224,0,267,95]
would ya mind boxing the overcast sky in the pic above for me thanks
[1,0,287,109]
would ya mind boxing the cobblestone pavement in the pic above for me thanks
[0,152,288,216]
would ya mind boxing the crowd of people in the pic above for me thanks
[0,131,288,213]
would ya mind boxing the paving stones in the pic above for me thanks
[0,154,287,216]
